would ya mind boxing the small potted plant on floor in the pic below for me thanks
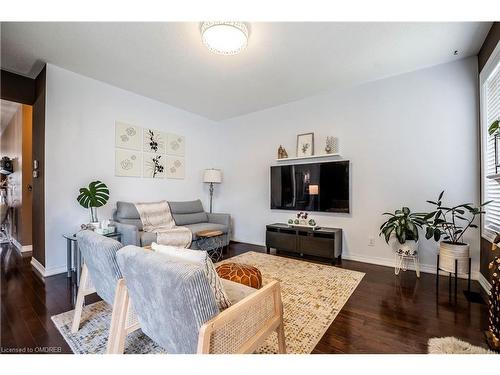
[379,206,426,255]
[422,191,490,274]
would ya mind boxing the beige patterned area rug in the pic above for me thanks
[51,251,364,354]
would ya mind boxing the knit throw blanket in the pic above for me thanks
[134,201,192,248]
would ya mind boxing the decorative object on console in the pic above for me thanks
[143,153,165,178]
[485,233,500,351]
[115,149,142,177]
[287,212,317,229]
[296,132,314,157]
[203,168,222,213]
[277,145,288,159]
[77,180,110,225]
[115,121,142,150]
[325,136,338,154]
[379,206,426,278]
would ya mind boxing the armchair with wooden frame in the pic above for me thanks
[114,246,286,354]
[72,231,286,354]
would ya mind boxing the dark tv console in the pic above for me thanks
[266,223,342,265]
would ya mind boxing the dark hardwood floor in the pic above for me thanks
[0,241,490,354]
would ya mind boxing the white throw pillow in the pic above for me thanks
[151,242,231,310]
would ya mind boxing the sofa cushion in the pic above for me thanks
[115,202,143,230]
[184,223,228,240]
[151,242,232,310]
[140,231,157,247]
[168,200,208,226]
[173,212,209,226]
[168,200,205,214]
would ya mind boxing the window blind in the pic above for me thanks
[484,59,500,235]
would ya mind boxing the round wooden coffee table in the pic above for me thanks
[195,229,224,262]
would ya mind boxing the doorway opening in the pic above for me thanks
[0,99,33,258]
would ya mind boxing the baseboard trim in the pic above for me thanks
[30,258,67,278]
[11,238,22,251]
[10,239,32,253]
[30,257,46,279]
[231,239,481,281]
[478,273,492,294]
[342,252,480,280]
[21,244,32,253]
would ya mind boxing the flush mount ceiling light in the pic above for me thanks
[201,22,248,55]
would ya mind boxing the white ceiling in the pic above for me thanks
[0,22,492,121]
[0,99,21,135]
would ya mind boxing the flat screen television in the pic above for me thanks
[270,160,349,213]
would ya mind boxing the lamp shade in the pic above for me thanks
[203,168,222,183]
[309,184,319,195]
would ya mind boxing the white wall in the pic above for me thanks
[44,64,220,274]
[216,58,481,277]
[43,58,481,278]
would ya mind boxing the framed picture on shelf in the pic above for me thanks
[296,132,314,157]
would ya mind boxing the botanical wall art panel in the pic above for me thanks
[115,121,142,150]
[143,128,166,153]
[143,152,165,178]
[115,149,142,177]
[166,133,185,156]
[166,156,185,179]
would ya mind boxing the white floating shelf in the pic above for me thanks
[487,173,500,180]
[276,153,341,162]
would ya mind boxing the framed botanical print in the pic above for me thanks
[297,132,314,157]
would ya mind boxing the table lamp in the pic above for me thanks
[203,168,222,213]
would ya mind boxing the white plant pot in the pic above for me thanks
[439,241,470,274]
[392,239,418,256]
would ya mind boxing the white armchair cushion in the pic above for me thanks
[151,242,231,310]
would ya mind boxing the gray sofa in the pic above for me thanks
[112,199,231,249]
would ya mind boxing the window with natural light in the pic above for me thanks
[482,47,500,239]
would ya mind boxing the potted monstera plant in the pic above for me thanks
[422,191,490,274]
[77,180,110,226]
[379,206,426,255]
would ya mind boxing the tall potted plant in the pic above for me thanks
[77,180,110,225]
[422,191,490,274]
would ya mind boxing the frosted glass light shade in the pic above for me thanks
[203,168,222,183]
[201,22,248,55]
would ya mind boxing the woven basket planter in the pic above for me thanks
[439,241,469,274]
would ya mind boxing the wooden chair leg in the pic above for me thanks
[106,279,129,354]
[276,322,286,354]
[71,264,89,333]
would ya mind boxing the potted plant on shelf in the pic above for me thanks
[77,180,110,227]
[379,206,426,256]
[422,191,490,274]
